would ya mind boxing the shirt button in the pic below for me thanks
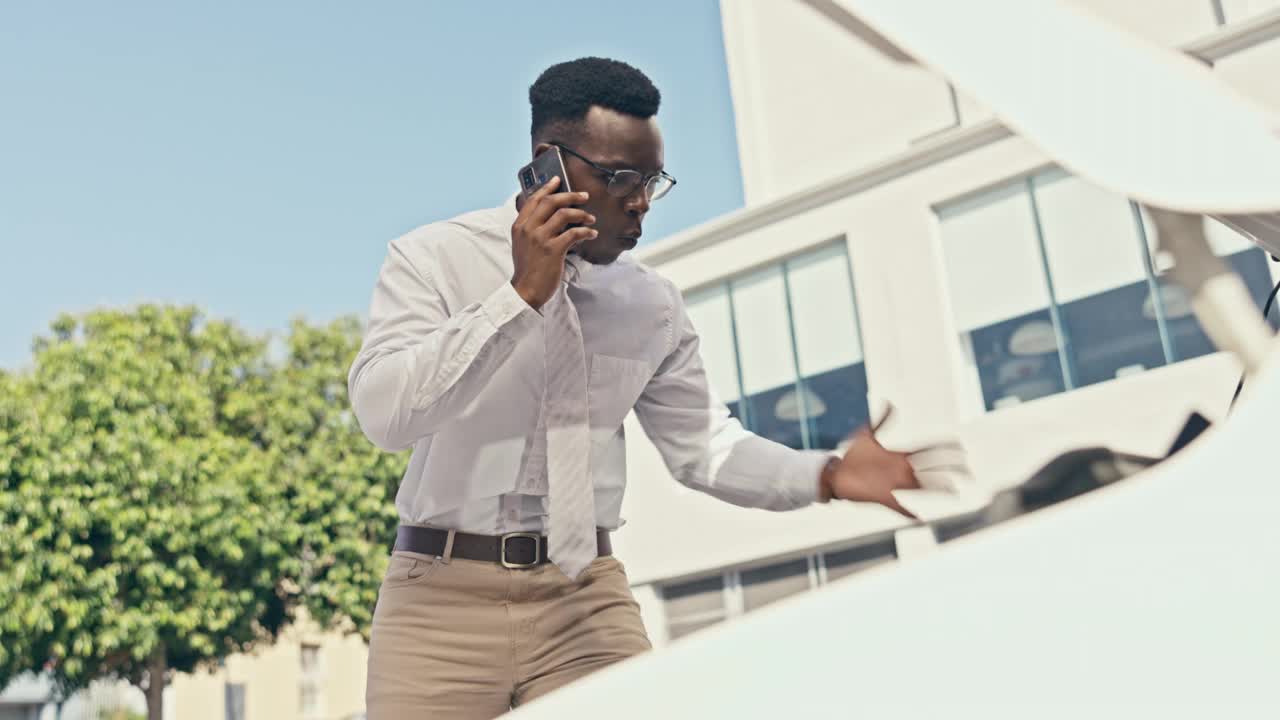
[507,510,518,521]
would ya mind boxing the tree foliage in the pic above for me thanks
[0,306,405,717]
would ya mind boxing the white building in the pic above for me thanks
[615,0,1280,647]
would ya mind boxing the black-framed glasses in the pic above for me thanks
[554,144,677,202]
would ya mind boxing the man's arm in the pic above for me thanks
[349,178,596,452]
[631,280,836,511]
[347,231,537,452]
[633,279,921,516]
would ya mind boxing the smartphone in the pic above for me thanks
[517,146,573,200]
[516,147,587,254]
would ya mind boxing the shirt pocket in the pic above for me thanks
[587,354,654,446]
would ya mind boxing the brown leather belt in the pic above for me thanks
[394,525,612,569]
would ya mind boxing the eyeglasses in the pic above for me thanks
[554,144,677,202]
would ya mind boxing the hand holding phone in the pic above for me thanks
[509,175,596,310]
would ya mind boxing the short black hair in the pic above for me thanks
[529,57,661,143]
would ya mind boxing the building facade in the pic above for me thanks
[616,0,1280,647]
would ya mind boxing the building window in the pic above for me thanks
[660,543,897,640]
[684,285,746,421]
[223,683,246,720]
[730,265,798,445]
[684,241,869,450]
[299,643,323,720]
[785,244,870,449]
[661,575,730,640]
[939,167,1278,412]
[820,542,895,584]
[739,557,815,612]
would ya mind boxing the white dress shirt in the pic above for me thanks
[348,196,834,535]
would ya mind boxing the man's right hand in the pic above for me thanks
[510,176,597,310]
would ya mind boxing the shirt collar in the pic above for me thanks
[565,251,593,284]
[501,192,519,228]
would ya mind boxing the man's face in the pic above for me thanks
[534,106,665,265]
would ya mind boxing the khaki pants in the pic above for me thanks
[366,549,652,719]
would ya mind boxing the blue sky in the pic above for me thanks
[0,1,744,370]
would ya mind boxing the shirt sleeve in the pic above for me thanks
[347,230,539,451]
[632,279,833,511]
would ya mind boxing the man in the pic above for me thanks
[349,57,926,719]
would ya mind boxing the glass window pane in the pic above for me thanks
[1144,217,1280,360]
[1138,208,1176,275]
[786,243,871,448]
[662,575,726,622]
[668,616,723,640]
[1058,285,1168,386]
[787,244,863,374]
[823,542,895,583]
[662,574,728,641]
[798,364,870,449]
[1159,274,1217,361]
[732,268,796,393]
[940,181,1054,332]
[740,558,812,612]
[1032,171,1167,386]
[1140,212,1257,267]
[970,309,1067,410]
[731,267,804,448]
[1207,217,1258,257]
[224,683,246,720]
[1228,248,1280,330]
[685,286,743,407]
[940,181,1065,411]
[299,643,323,720]
[1033,171,1149,302]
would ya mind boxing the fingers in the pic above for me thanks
[848,404,895,450]
[899,439,965,457]
[883,492,919,520]
[909,462,972,475]
[871,402,896,435]
[899,464,922,491]
[845,424,882,451]
[530,173,560,199]
[520,180,589,228]
[552,225,599,253]
[546,206,596,235]
[516,174,559,218]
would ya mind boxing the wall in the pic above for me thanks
[718,0,1268,205]
[169,617,367,720]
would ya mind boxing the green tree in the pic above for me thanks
[0,306,405,720]
[254,317,404,636]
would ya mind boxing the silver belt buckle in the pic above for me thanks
[500,532,541,569]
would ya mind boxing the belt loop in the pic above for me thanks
[441,529,456,564]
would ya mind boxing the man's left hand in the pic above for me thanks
[819,417,922,518]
